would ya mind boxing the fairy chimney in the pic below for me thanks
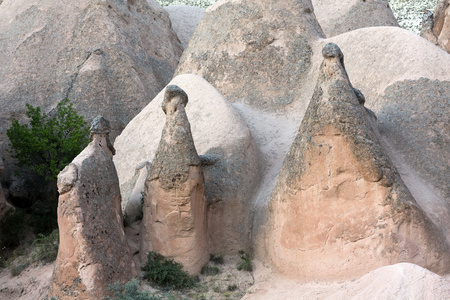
[49,116,136,299]
[140,85,209,275]
[265,43,450,280]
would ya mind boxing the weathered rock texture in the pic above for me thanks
[114,75,260,255]
[421,0,450,53]
[0,0,182,174]
[165,5,205,49]
[312,0,399,37]
[175,0,325,112]
[265,43,450,280]
[49,117,135,299]
[140,86,209,275]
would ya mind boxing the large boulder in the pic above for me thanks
[114,74,260,255]
[311,0,399,37]
[264,43,450,280]
[50,117,135,299]
[164,5,204,50]
[140,86,209,275]
[175,0,325,112]
[0,0,182,173]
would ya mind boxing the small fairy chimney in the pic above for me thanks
[49,116,136,300]
[140,85,209,275]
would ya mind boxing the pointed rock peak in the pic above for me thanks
[265,44,450,280]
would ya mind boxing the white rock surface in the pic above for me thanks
[165,5,205,49]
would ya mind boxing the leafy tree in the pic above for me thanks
[7,98,89,181]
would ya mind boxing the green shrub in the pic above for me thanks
[0,210,27,250]
[10,263,28,276]
[200,265,220,276]
[7,98,89,181]
[142,252,194,289]
[32,229,59,263]
[209,254,224,265]
[105,279,160,300]
[236,251,252,272]
[227,284,237,292]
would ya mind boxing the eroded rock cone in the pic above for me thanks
[140,85,208,275]
[265,43,450,280]
[175,0,325,112]
[49,116,136,299]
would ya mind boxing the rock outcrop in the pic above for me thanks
[311,0,398,37]
[49,116,135,299]
[165,5,204,50]
[114,74,260,255]
[421,0,450,53]
[0,0,182,175]
[140,86,209,275]
[175,0,325,112]
[265,43,450,280]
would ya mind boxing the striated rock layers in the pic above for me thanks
[140,86,209,276]
[0,0,182,171]
[49,117,135,299]
[421,0,450,53]
[175,0,325,112]
[265,43,450,280]
[311,0,398,37]
[114,74,260,255]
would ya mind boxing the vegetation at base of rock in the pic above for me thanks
[209,254,224,264]
[227,284,238,292]
[32,229,59,263]
[0,210,27,250]
[10,263,28,276]
[236,251,252,272]
[142,252,195,289]
[7,98,89,181]
[200,264,220,276]
[104,279,161,300]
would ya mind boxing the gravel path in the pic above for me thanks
[157,0,441,35]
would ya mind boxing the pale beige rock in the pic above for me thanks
[164,5,205,49]
[312,0,399,37]
[175,0,325,112]
[114,74,260,255]
[0,0,182,178]
[243,261,450,300]
[264,43,450,281]
[124,161,150,223]
[140,86,209,275]
[49,117,136,300]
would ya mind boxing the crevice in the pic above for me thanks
[64,49,98,100]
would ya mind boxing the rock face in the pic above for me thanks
[421,0,450,53]
[0,0,182,173]
[265,43,450,280]
[140,86,209,275]
[114,74,260,255]
[175,0,325,112]
[311,0,398,37]
[49,117,135,299]
[165,5,204,49]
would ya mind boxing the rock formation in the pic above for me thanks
[165,5,205,49]
[0,0,182,177]
[114,74,260,255]
[175,0,325,112]
[311,0,399,37]
[49,116,135,299]
[265,43,450,280]
[140,85,209,275]
[421,0,450,53]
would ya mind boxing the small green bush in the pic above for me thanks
[236,251,252,272]
[32,229,59,263]
[142,252,194,289]
[104,279,160,300]
[10,263,28,276]
[200,265,220,276]
[7,98,89,181]
[227,284,237,292]
[209,254,224,265]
